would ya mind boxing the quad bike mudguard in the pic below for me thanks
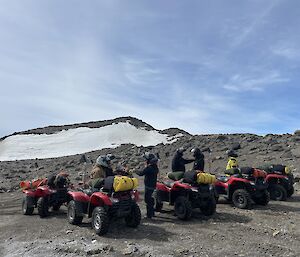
[23,185,54,198]
[68,191,90,203]
[90,192,112,207]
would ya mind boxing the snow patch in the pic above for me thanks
[0,122,181,161]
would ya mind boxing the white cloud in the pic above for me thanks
[223,71,289,92]
[271,44,300,60]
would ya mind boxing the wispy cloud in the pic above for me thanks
[223,71,289,92]
[271,43,300,60]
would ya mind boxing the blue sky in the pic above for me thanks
[1,0,300,137]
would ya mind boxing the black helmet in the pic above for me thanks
[191,147,202,157]
[143,152,158,164]
[176,147,186,154]
[226,150,238,158]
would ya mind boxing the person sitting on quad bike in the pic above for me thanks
[47,171,70,189]
[225,150,240,176]
[115,163,133,177]
[88,154,116,190]
[191,147,205,171]
[135,152,159,219]
[169,147,194,181]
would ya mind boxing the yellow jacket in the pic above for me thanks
[226,157,239,170]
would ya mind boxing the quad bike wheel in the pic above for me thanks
[22,196,34,215]
[200,197,216,216]
[92,207,109,235]
[125,202,141,228]
[153,190,163,212]
[174,196,192,220]
[269,184,287,201]
[253,190,270,206]
[67,200,83,225]
[287,187,294,198]
[232,189,252,209]
[37,197,49,218]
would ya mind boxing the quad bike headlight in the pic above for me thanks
[285,166,291,174]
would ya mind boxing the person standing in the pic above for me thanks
[191,147,205,171]
[135,152,159,219]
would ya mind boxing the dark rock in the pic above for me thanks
[231,143,241,150]
[217,135,228,141]
[270,145,283,152]
[281,151,293,158]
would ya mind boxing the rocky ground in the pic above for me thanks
[1,117,300,256]
[0,186,299,257]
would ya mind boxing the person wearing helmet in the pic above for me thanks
[171,147,194,172]
[191,147,205,171]
[95,154,115,177]
[47,170,70,189]
[168,147,194,181]
[88,154,115,189]
[135,152,159,219]
[225,150,240,176]
[114,163,133,177]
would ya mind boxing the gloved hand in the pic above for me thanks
[131,168,137,174]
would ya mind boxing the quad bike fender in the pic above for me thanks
[36,186,53,196]
[172,181,192,190]
[228,177,251,184]
[228,181,253,199]
[68,191,90,202]
[23,189,39,198]
[90,192,112,207]
[156,182,170,192]
[24,186,53,198]
[214,180,228,189]
[265,174,287,183]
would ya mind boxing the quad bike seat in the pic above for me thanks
[217,176,230,183]
[163,180,175,188]
[79,188,99,196]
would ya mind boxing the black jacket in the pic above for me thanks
[137,164,159,189]
[103,166,115,177]
[171,152,194,172]
[193,153,205,171]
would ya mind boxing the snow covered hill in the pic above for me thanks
[0,122,181,161]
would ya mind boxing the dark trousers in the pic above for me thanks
[144,187,155,218]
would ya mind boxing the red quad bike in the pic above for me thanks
[263,165,295,201]
[22,185,71,218]
[214,168,270,209]
[67,187,141,236]
[154,179,216,220]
